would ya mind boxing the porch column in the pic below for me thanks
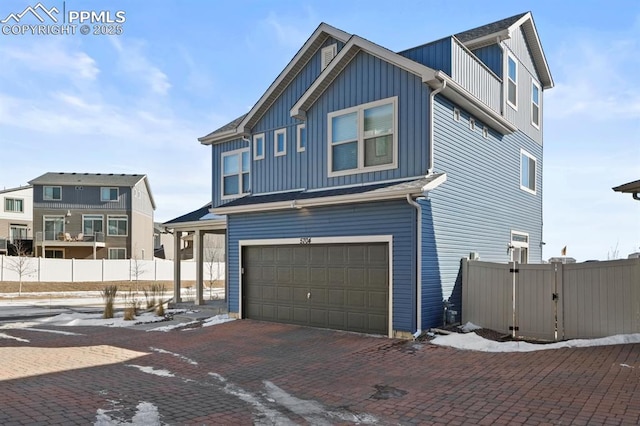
[195,229,204,305]
[173,231,182,303]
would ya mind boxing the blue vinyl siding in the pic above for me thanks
[398,38,452,75]
[306,51,431,189]
[472,45,503,78]
[251,37,344,194]
[427,96,543,311]
[226,200,418,332]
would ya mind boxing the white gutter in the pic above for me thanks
[406,194,423,339]
[428,79,446,175]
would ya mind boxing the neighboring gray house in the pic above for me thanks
[28,172,156,259]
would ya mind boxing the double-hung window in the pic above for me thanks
[222,149,250,198]
[4,198,23,212]
[253,133,265,160]
[507,53,518,109]
[520,149,536,194]
[297,124,306,152]
[43,186,62,201]
[328,97,397,177]
[101,187,118,201]
[109,248,127,259]
[531,80,541,128]
[107,215,128,236]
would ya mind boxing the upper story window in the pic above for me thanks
[297,124,306,152]
[222,148,250,199]
[274,128,286,157]
[107,215,128,236]
[253,133,265,160]
[4,198,23,213]
[507,53,518,109]
[328,96,398,177]
[101,187,119,201]
[520,149,536,194]
[43,186,62,201]
[531,80,541,128]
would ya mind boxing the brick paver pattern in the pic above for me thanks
[0,320,639,425]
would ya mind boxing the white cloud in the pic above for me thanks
[0,39,99,81]
[263,11,310,48]
[110,37,171,95]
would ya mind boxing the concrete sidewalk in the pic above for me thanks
[1,319,639,425]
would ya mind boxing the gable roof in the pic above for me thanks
[29,172,156,209]
[199,23,351,145]
[0,185,32,195]
[455,12,553,89]
[291,34,516,134]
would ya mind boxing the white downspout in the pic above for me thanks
[428,79,446,175]
[406,194,423,339]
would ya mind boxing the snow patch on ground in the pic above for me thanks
[21,328,83,336]
[36,311,168,328]
[126,364,175,378]
[459,321,483,333]
[94,401,162,425]
[432,331,640,353]
[0,332,29,342]
[150,347,198,365]
[146,320,199,332]
[202,314,235,327]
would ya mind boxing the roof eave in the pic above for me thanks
[212,177,447,215]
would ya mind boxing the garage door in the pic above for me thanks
[243,243,389,335]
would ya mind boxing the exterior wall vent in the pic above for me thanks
[469,251,480,260]
[321,44,337,70]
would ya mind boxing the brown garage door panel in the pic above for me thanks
[243,243,389,335]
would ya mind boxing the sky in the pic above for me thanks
[0,0,638,261]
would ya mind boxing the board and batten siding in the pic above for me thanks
[226,200,418,332]
[305,51,431,190]
[211,138,248,208]
[251,37,345,194]
[398,37,453,75]
[428,96,543,311]
[502,27,543,145]
[472,44,503,79]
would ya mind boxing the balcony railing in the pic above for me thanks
[35,231,105,243]
[450,37,502,114]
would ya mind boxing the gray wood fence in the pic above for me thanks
[462,258,640,341]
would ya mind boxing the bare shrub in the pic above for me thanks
[102,285,118,319]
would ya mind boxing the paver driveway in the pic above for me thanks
[1,319,639,425]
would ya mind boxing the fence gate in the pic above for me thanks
[514,263,559,341]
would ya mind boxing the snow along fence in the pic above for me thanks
[461,258,640,341]
[0,255,225,283]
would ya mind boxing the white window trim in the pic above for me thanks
[510,230,529,263]
[82,214,104,236]
[327,96,398,178]
[506,52,518,110]
[531,79,541,129]
[469,117,475,131]
[45,248,65,258]
[108,247,127,259]
[453,108,460,122]
[107,215,129,237]
[100,187,119,202]
[296,124,306,153]
[520,149,537,195]
[253,133,265,161]
[221,148,250,201]
[43,186,62,201]
[4,197,24,213]
[274,128,287,157]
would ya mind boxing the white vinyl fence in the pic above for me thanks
[0,255,225,283]
[462,258,640,341]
